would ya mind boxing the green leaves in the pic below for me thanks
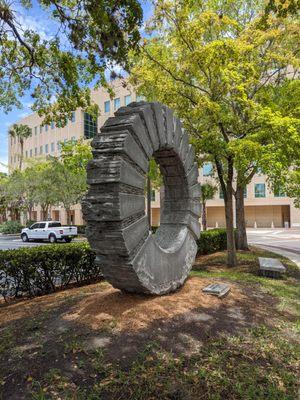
[0,243,99,299]
[0,0,143,122]
[131,0,300,188]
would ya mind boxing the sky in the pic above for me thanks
[0,1,153,173]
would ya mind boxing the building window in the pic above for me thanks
[203,162,213,176]
[104,100,110,113]
[84,112,97,139]
[136,95,144,102]
[274,187,285,197]
[25,150,28,158]
[34,147,37,156]
[151,190,156,201]
[51,121,55,129]
[71,136,76,143]
[40,126,42,134]
[124,95,132,106]
[51,142,55,153]
[45,124,48,132]
[114,98,121,111]
[40,145,43,154]
[71,112,75,122]
[219,188,224,199]
[244,187,247,198]
[34,126,38,135]
[29,149,32,157]
[57,142,61,151]
[45,144,49,154]
[255,183,266,198]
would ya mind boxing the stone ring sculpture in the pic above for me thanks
[82,102,201,295]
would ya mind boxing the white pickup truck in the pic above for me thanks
[21,221,78,243]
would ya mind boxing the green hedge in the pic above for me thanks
[76,225,86,235]
[152,227,231,255]
[197,228,232,255]
[0,243,100,300]
[0,220,23,234]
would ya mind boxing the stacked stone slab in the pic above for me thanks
[82,102,201,295]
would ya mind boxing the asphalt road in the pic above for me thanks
[1,229,300,255]
[0,235,74,250]
[247,228,300,255]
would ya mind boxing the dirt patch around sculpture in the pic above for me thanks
[0,248,299,399]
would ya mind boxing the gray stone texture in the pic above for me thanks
[259,257,286,278]
[82,101,201,295]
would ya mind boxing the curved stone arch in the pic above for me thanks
[82,102,201,295]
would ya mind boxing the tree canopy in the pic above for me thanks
[0,0,143,123]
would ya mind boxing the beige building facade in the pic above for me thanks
[8,80,300,228]
[199,163,300,229]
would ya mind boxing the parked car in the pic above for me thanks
[21,221,78,243]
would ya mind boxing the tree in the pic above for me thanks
[28,161,61,219]
[50,139,92,224]
[50,157,87,224]
[0,0,142,123]
[130,0,300,266]
[3,170,26,220]
[200,183,217,231]
[285,170,300,207]
[8,124,32,170]
[59,139,92,172]
[0,172,8,222]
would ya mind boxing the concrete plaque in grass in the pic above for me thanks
[202,283,230,298]
[259,257,286,278]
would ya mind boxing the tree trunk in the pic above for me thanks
[147,176,151,229]
[214,156,237,268]
[28,205,33,221]
[224,192,237,267]
[160,185,165,225]
[66,208,71,225]
[19,139,23,170]
[201,201,207,230]
[235,185,249,250]
[41,205,49,220]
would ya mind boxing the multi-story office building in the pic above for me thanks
[8,80,300,227]
[200,163,300,228]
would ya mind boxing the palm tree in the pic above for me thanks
[9,124,32,170]
[200,183,217,230]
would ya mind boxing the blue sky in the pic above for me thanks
[0,1,152,173]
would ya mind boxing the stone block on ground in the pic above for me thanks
[202,283,231,298]
[258,257,286,278]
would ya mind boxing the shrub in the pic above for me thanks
[151,226,159,234]
[26,219,37,228]
[0,242,101,300]
[0,220,23,234]
[76,225,86,235]
[197,228,232,255]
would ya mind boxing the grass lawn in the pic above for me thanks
[0,246,299,400]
